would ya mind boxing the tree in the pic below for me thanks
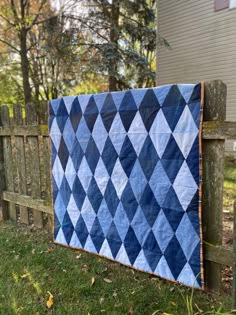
[0,0,50,104]
[28,14,85,102]
[0,54,24,107]
[0,0,87,104]
[70,0,159,91]
[0,0,165,104]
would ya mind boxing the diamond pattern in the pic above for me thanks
[92,115,108,154]
[128,111,148,156]
[69,97,82,131]
[63,119,75,155]
[119,91,138,132]
[139,135,159,180]
[84,96,99,132]
[100,93,117,132]
[101,136,118,176]
[143,231,162,271]
[109,113,126,155]
[58,137,69,171]
[120,136,137,177]
[50,83,203,288]
[164,236,187,280]
[111,159,128,199]
[139,89,160,131]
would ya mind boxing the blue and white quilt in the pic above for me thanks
[49,83,203,288]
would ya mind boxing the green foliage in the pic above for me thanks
[0,56,24,107]
[76,0,160,90]
[0,0,163,104]
[68,74,108,95]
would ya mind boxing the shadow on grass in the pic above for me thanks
[0,221,233,315]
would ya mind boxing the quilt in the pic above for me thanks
[49,83,204,289]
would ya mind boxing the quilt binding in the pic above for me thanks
[49,82,205,290]
[199,81,205,289]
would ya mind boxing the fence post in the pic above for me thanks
[0,106,16,221]
[25,104,43,228]
[0,107,8,220]
[13,104,28,224]
[202,80,227,291]
[38,102,52,229]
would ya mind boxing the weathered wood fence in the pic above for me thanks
[0,80,235,297]
[0,103,51,228]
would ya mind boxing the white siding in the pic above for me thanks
[157,0,236,123]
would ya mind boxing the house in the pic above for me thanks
[157,0,236,154]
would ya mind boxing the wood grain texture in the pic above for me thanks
[2,191,52,214]
[203,243,233,266]
[25,104,43,228]
[14,104,28,224]
[0,125,49,136]
[202,80,226,292]
[0,106,16,220]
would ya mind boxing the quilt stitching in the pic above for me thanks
[49,83,203,288]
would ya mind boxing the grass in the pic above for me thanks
[0,221,233,315]
[0,157,235,314]
[224,157,236,212]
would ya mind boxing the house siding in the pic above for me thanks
[157,0,236,153]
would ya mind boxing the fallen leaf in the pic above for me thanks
[128,306,133,315]
[103,278,112,283]
[170,301,176,306]
[21,272,30,279]
[46,291,54,309]
[91,277,95,286]
[76,254,81,259]
[47,248,53,253]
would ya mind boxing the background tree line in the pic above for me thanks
[0,0,165,107]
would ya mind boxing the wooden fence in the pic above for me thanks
[0,80,235,298]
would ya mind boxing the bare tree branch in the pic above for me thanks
[0,38,20,53]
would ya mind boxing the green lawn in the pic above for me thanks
[224,157,236,212]
[0,221,233,315]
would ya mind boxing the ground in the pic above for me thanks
[0,221,233,315]
[221,157,236,295]
[223,156,236,215]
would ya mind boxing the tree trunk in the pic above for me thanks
[108,0,120,91]
[20,29,32,104]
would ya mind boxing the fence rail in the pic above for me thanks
[0,81,235,298]
[0,103,51,228]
